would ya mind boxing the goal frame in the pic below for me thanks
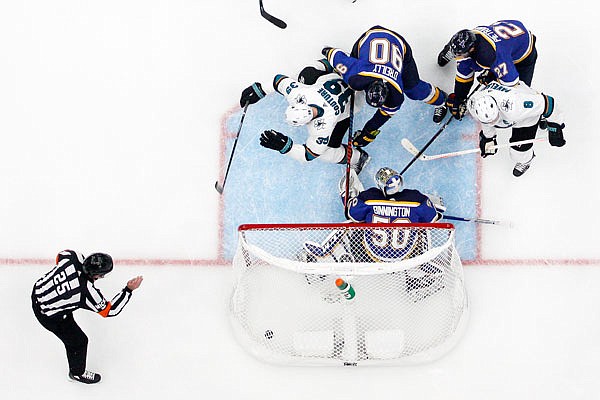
[230,222,469,366]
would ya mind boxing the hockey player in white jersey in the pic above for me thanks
[466,81,565,176]
[239,60,370,174]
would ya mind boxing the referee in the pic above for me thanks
[32,250,143,384]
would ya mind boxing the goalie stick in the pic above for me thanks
[442,214,511,226]
[215,102,249,194]
[259,0,287,29]
[401,137,548,161]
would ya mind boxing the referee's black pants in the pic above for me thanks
[31,292,88,375]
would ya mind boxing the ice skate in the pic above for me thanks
[69,370,101,384]
[513,153,536,177]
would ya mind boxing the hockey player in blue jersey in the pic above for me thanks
[335,167,446,294]
[343,167,443,224]
[438,20,538,119]
[321,26,448,148]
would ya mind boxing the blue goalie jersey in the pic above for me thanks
[344,188,439,262]
[347,188,438,224]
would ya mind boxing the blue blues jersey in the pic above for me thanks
[327,27,408,115]
[325,26,444,132]
[456,20,535,97]
[341,188,438,262]
[347,187,438,224]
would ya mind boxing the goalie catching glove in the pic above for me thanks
[479,131,498,158]
[352,129,380,148]
[446,93,467,120]
[239,82,266,108]
[260,130,293,154]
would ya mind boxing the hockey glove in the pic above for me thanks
[352,129,380,148]
[260,130,293,154]
[477,69,496,86]
[298,66,326,85]
[547,122,566,147]
[239,82,266,108]
[446,93,467,120]
[321,47,335,58]
[479,131,498,158]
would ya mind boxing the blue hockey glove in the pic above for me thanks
[260,130,293,154]
[240,82,266,108]
[352,129,380,148]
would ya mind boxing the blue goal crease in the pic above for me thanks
[220,94,479,261]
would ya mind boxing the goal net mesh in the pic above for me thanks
[229,223,468,366]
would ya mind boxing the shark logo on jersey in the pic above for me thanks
[500,98,513,112]
[314,119,326,130]
[294,94,307,105]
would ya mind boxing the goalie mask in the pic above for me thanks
[375,167,404,196]
[365,80,389,107]
[470,95,499,124]
[285,103,315,126]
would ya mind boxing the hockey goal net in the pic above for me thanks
[229,222,468,366]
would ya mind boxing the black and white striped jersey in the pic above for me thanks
[33,250,133,318]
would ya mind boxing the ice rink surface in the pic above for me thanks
[1,1,599,399]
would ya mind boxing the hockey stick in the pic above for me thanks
[215,102,249,194]
[259,0,287,29]
[399,114,453,175]
[442,214,510,226]
[344,93,356,218]
[401,137,548,161]
[398,84,482,175]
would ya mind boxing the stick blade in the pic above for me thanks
[259,0,287,29]
[400,138,426,160]
[214,181,224,194]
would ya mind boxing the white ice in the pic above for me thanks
[1,1,599,399]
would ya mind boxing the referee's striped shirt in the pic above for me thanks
[33,250,133,318]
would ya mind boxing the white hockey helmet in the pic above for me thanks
[375,167,403,196]
[285,103,315,126]
[470,95,499,124]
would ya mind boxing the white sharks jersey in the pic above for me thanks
[468,82,549,132]
[274,73,352,146]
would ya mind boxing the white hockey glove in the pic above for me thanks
[425,193,446,212]
[425,193,446,221]
[339,169,364,199]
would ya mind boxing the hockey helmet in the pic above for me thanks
[285,103,315,126]
[82,253,113,278]
[375,167,404,196]
[470,95,500,124]
[450,29,476,56]
[365,79,389,107]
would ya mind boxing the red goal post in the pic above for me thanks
[229,222,469,366]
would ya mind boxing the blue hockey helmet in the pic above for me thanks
[450,29,476,56]
[365,79,389,108]
[375,167,403,196]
